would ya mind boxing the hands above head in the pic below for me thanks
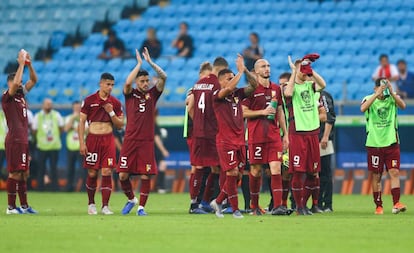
[236,54,245,73]
[142,47,152,63]
[17,50,26,66]
[288,55,301,71]
[135,49,143,65]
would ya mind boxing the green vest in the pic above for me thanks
[36,110,62,151]
[0,110,7,150]
[65,115,80,151]
[292,81,319,131]
[364,94,398,147]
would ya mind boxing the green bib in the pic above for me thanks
[0,110,7,150]
[364,95,398,147]
[36,110,62,151]
[66,115,80,151]
[292,81,319,131]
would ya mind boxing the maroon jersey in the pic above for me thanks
[1,90,28,143]
[213,88,246,146]
[81,91,123,125]
[242,82,282,144]
[124,86,162,141]
[192,74,220,139]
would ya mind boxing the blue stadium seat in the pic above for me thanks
[84,33,106,47]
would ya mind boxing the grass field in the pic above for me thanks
[0,192,413,253]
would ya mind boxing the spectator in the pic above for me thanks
[372,54,399,91]
[243,32,264,71]
[171,22,194,58]
[98,30,129,60]
[32,98,64,191]
[396,59,414,99]
[140,27,162,59]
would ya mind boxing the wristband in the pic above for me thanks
[109,111,115,117]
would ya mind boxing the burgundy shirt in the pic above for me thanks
[2,90,28,143]
[81,91,123,125]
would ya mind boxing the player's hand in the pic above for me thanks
[135,49,143,65]
[79,143,87,156]
[236,54,245,73]
[103,103,114,113]
[320,136,328,150]
[142,47,151,63]
[288,55,296,71]
[17,50,26,65]
[375,84,386,97]
[385,79,393,93]
[263,106,276,116]
[282,135,289,152]
[163,150,170,158]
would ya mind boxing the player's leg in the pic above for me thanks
[226,168,243,218]
[119,171,137,214]
[386,144,406,214]
[137,174,151,216]
[367,147,384,214]
[371,171,383,214]
[200,166,219,212]
[101,167,114,215]
[249,164,263,215]
[6,171,22,214]
[86,168,98,215]
[281,169,290,208]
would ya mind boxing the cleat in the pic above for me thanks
[311,205,324,214]
[240,208,252,214]
[88,204,97,215]
[21,206,38,214]
[323,207,333,213]
[6,207,23,215]
[232,210,244,219]
[392,202,407,214]
[199,200,214,213]
[122,197,138,215]
[304,207,313,215]
[249,208,265,216]
[222,206,233,214]
[271,205,288,216]
[137,208,147,216]
[296,208,311,216]
[101,206,114,215]
[375,206,384,215]
[189,207,208,214]
[210,199,224,218]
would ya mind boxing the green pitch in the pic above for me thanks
[0,193,413,253]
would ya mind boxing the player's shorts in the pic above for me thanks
[84,133,116,170]
[190,137,219,167]
[117,140,157,175]
[366,143,400,174]
[5,142,29,173]
[248,141,283,165]
[288,133,320,174]
[217,143,246,172]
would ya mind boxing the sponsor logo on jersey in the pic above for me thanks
[254,92,265,97]
[90,103,99,107]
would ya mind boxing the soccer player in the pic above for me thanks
[241,59,289,215]
[117,47,167,216]
[186,57,229,214]
[210,55,257,218]
[2,50,38,214]
[284,54,326,215]
[360,78,407,215]
[79,72,124,215]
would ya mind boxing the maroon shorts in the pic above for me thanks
[84,133,116,170]
[117,140,157,175]
[190,137,219,167]
[288,133,320,173]
[217,143,246,172]
[248,141,283,165]
[5,142,29,173]
[367,144,400,173]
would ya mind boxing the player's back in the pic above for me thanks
[192,74,220,139]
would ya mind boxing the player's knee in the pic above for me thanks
[250,165,261,177]
[388,169,399,179]
[226,169,239,177]
[119,172,129,181]
[88,170,98,178]
[101,168,113,176]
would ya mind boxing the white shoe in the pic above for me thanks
[101,206,114,215]
[88,204,97,215]
[210,199,224,218]
[6,207,23,214]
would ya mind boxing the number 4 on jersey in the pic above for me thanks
[198,92,205,114]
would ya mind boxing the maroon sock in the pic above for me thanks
[312,177,320,206]
[271,174,283,209]
[202,173,219,202]
[18,180,28,208]
[120,179,135,200]
[373,191,383,208]
[190,169,204,201]
[391,188,400,205]
[226,175,239,211]
[216,174,227,204]
[282,179,290,206]
[101,175,112,207]
[291,172,305,209]
[303,174,314,207]
[249,173,261,209]
[7,178,18,209]
[219,169,226,191]
[139,178,151,207]
[86,176,97,205]
[188,173,195,200]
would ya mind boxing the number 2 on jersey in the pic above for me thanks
[198,92,205,114]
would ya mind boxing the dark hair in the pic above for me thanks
[375,78,386,86]
[250,32,259,41]
[108,30,116,37]
[213,57,228,68]
[279,72,291,80]
[7,72,16,82]
[397,59,406,65]
[136,70,149,78]
[379,54,388,61]
[180,22,189,29]
[72,100,80,105]
[100,72,114,80]
[218,69,233,78]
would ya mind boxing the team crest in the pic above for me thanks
[146,164,151,172]
[271,90,276,98]
[300,90,311,104]
[145,93,151,100]
[277,152,282,159]
[392,160,398,167]
[108,158,113,166]
[313,162,318,170]
[234,97,239,104]
[377,107,389,120]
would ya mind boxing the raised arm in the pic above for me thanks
[284,55,298,98]
[124,49,142,95]
[216,55,244,99]
[142,47,167,92]
[9,51,26,96]
[388,79,406,109]
[24,52,38,92]
[311,69,326,91]
[243,68,258,97]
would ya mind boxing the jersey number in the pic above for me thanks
[233,106,238,117]
[227,150,234,162]
[86,152,98,163]
[293,155,300,166]
[139,103,145,112]
[198,92,205,114]
[371,155,380,166]
[255,147,262,157]
[120,156,128,167]
[22,153,26,163]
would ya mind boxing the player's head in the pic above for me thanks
[7,72,23,93]
[99,72,115,95]
[212,57,229,75]
[72,100,81,113]
[379,54,389,67]
[147,27,157,40]
[249,32,259,44]
[42,98,53,113]
[374,78,388,99]
[199,61,212,78]
[135,70,150,92]
[279,72,291,86]
[254,59,270,79]
[218,69,234,89]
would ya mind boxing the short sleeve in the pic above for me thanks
[114,99,123,117]
[241,96,251,108]
[80,99,89,115]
